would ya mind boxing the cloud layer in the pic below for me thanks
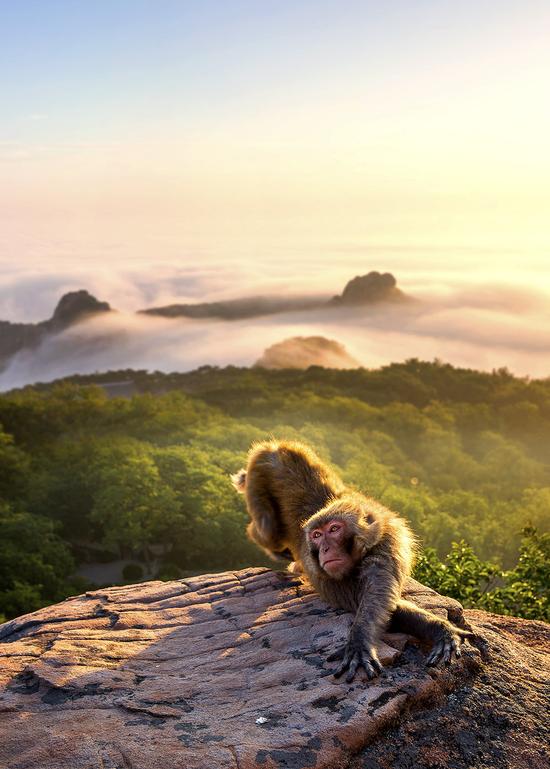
[1,266,549,390]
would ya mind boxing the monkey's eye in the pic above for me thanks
[311,531,322,539]
[329,524,341,533]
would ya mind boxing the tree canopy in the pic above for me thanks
[1,359,548,621]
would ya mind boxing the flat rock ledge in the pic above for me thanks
[0,569,509,768]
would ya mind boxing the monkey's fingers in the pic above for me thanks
[345,653,381,682]
[427,631,462,666]
[345,656,360,683]
[452,627,489,660]
[426,638,446,666]
[326,645,347,663]
[370,655,383,675]
[442,636,456,665]
[333,652,353,679]
[334,647,382,682]
[337,651,364,683]
[357,659,377,681]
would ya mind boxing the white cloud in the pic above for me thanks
[1,275,550,390]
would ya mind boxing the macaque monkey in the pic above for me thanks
[233,440,476,682]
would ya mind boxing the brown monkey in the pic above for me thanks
[233,439,476,681]
[231,439,344,568]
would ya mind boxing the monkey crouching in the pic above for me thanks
[233,440,478,682]
[301,496,474,681]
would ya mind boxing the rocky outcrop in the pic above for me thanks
[331,271,408,306]
[47,290,111,332]
[350,610,550,769]
[255,336,360,370]
[140,271,410,321]
[0,290,112,369]
[0,568,533,769]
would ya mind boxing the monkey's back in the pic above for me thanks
[246,440,344,547]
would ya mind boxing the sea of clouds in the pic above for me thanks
[1,260,549,390]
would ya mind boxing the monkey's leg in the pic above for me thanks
[390,599,476,666]
[287,561,303,575]
[244,472,286,556]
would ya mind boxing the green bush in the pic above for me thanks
[414,528,549,621]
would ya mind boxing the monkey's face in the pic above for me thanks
[308,518,354,579]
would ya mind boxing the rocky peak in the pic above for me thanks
[48,290,111,331]
[333,271,407,305]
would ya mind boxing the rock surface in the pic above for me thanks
[350,610,550,769]
[0,568,545,769]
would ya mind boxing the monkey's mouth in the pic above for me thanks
[323,558,345,568]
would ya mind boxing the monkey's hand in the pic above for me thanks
[328,629,383,683]
[426,624,476,667]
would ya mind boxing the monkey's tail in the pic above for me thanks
[230,469,247,493]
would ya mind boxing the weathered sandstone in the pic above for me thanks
[0,568,546,769]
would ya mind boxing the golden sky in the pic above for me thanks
[1,1,549,281]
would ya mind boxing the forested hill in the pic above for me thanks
[1,360,548,623]
[35,358,550,411]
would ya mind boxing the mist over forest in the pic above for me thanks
[1,264,549,622]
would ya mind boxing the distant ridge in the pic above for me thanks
[138,295,322,321]
[140,270,410,320]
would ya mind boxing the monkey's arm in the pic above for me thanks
[329,556,399,682]
[390,599,481,665]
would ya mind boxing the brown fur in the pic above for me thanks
[232,439,344,562]
[301,494,415,617]
[234,439,477,680]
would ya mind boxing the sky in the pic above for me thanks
[1,1,549,383]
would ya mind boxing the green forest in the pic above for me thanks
[0,360,548,623]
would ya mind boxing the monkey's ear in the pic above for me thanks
[354,506,383,552]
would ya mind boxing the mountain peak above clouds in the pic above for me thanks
[332,270,408,306]
[49,290,112,330]
[0,289,113,371]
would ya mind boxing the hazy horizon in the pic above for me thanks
[1,1,549,386]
